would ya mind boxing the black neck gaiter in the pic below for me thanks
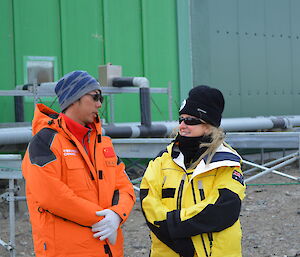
[175,134,212,167]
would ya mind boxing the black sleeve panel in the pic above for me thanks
[145,216,195,257]
[167,188,241,239]
[29,128,57,167]
[140,188,195,257]
[139,189,149,202]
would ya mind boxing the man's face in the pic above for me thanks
[71,90,102,126]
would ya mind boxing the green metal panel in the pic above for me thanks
[13,0,62,120]
[206,0,241,117]
[102,0,143,122]
[60,0,104,76]
[265,0,293,115]
[13,0,62,84]
[1,0,180,124]
[238,0,268,116]
[190,0,211,84]
[176,0,193,101]
[101,0,179,122]
[0,0,15,122]
[191,0,300,117]
[141,0,180,120]
[291,0,300,114]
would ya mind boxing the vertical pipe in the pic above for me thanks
[14,96,24,122]
[9,179,15,257]
[261,148,264,165]
[109,94,114,124]
[140,87,151,127]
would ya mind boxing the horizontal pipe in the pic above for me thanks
[102,124,168,138]
[112,77,149,88]
[1,115,300,145]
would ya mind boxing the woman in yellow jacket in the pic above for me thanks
[140,85,246,257]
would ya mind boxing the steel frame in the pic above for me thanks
[0,155,23,257]
[0,85,173,122]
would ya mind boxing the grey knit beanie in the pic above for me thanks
[55,70,101,111]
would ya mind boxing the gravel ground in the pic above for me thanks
[0,164,299,257]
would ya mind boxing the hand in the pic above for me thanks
[107,230,117,245]
[92,209,121,242]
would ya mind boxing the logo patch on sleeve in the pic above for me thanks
[103,147,115,158]
[232,170,244,185]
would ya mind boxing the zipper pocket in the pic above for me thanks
[176,174,186,210]
[197,180,213,256]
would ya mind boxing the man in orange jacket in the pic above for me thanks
[22,70,136,257]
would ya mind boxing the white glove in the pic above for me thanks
[92,209,121,243]
[107,230,117,245]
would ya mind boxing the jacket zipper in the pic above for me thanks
[198,180,213,256]
[82,131,90,154]
[104,244,113,257]
[176,174,185,210]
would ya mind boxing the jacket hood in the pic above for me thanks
[31,103,102,136]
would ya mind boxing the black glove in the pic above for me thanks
[155,220,195,257]
[173,237,195,257]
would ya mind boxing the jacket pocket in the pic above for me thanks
[162,188,176,198]
[65,157,91,191]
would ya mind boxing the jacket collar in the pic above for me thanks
[31,103,102,137]
[60,113,91,144]
[169,142,241,179]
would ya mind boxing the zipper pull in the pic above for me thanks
[87,130,91,143]
[198,180,205,200]
[162,176,167,187]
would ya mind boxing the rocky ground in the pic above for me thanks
[0,163,299,257]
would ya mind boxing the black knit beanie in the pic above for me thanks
[179,85,225,127]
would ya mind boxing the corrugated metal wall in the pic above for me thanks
[0,0,16,122]
[191,0,300,117]
[0,0,179,123]
[2,0,300,124]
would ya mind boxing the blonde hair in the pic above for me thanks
[192,126,225,168]
[172,124,225,169]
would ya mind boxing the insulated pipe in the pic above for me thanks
[112,77,149,88]
[221,117,275,131]
[0,127,32,145]
[220,116,300,131]
[140,87,151,127]
[112,77,151,127]
[102,124,167,138]
[14,96,24,122]
[2,115,300,145]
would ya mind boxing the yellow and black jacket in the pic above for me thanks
[140,142,246,257]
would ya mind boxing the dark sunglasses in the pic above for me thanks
[179,117,205,125]
[87,93,103,103]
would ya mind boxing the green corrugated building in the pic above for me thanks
[1,0,299,123]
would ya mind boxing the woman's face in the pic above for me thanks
[179,114,211,137]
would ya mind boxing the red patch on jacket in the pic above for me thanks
[103,147,115,158]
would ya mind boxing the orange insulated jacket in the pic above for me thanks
[22,104,135,257]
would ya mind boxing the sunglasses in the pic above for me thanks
[179,117,205,125]
[87,93,103,103]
